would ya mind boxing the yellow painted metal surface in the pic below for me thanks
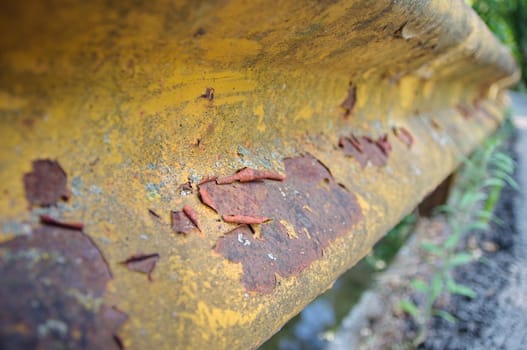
[0,0,518,349]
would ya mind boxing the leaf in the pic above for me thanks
[483,178,505,188]
[430,274,443,304]
[421,242,443,255]
[491,216,505,226]
[459,192,486,210]
[491,152,514,173]
[462,221,490,232]
[474,209,493,221]
[433,309,457,324]
[447,279,477,298]
[434,204,456,215]
[410,279,429,293]
[400,300,420,318]
[444,232,461,250]
[495,171,519,190]
[447,252,472,267]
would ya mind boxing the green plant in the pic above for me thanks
[400,116,517,345]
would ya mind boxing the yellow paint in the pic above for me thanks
[280,220,298,239]
[0,0,517,349]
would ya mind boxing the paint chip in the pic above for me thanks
[339,134,391,168]
[200,87,214,101]
[340,84,357,117]
[216,167,285,185]
[39,215,84,231]
[23,159,69,206]
[393,127,414,148]
[121,253,160,281]
[0,225,126,349]
[222,215,270,225]
[171,206,200,234]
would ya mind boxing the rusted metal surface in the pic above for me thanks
[120,253,160,281]
[0,0,519,349]
[23,160,69,206]
[211,155,363,294]
[338,134,392,168]
[0,225,126,349]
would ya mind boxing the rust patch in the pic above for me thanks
[430,119,441,130]
[338,134,390,168]
[216,167,286,184]
[456,104,472,119]
[171,206,200,234]
[198,175,217,185]
[222,215,270,225]
[40,215,84,230]
[200,87,214,101]
[375,134,392,156]
[199,186,218,211]
[23,159,69,206]
[340,84,357,117]
[182,205,200,231]
[148,209,161,219]
[392,127,414,148]
[193,27,206,38]
[120,253,160,281]
[211,155,363,293]
[0,225,126,349]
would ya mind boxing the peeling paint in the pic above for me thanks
[216,167,285,185]
[23,159,69,206]
[212,155,363,293]
[338,134,391,168]
[340,84,357,117]
[392,126,414,148]
[171,206,200,234]
[39,215,84,230]
[121,253,160,281]
[0,225,126,349]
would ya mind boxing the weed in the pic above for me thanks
[400,115,517,345]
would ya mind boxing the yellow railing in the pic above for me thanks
[0,0,518,349]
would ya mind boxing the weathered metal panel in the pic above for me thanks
[0,0,518,349]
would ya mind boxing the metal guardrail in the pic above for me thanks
[0,0,518,349]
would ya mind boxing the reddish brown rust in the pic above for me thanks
[339,134,390,168]
[430,119,441,130]
[182,205,201,231]
[148,209,161,219]
[121,253,160,281]
[193,27,206,38]
[113,335,125,350]
[349,135,363,153]
[216,167,286,185]
[39,215,84,230]
[198,186,218,211]
[375,134,392,156]
[212,154,363,293]
[222,215,270,225]
[0,225,126,349]
[392,127,414,148]
[200,87,215,101]
[456,104,472,119]
[198,175,217,185]
[171,208,200,234]
[340,84,357,117]
[23,159,69,206]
